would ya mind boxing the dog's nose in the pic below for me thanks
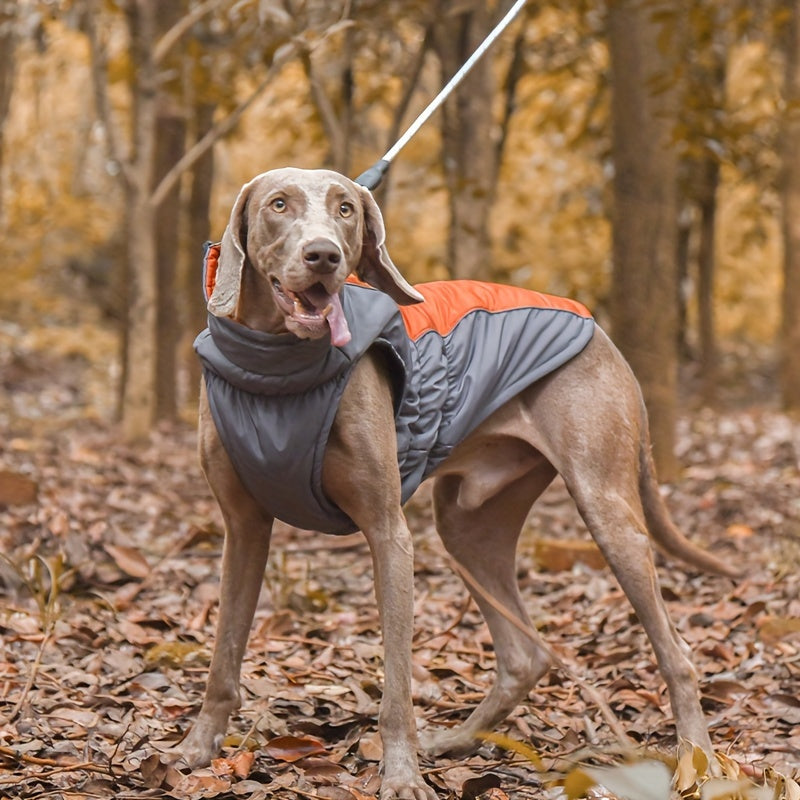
[303,238,342,273]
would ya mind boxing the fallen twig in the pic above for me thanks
[414,592,473,648]
[0,745,111,785]
[5,630,51,723]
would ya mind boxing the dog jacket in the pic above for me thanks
[194,258,595,535]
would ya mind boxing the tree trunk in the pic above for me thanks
[154,108,186,420]
[121,0,159,440]
[607,0,682,480]
[780,0,800,409]
[696,156,720,405]
[86,0,269,431]
[123,192,159,439]
[434,1,495,280]
[676,204,692,360]
[183,101,216,400]
[154,0,187,421]
[0,2,18,220]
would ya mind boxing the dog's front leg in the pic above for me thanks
[324,355,435,800]
[180,397,274,768]
[362,513,433,800]
[180,507,272,767]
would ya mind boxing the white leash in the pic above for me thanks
[355,0,528,189]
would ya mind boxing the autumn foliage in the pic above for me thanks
[2,2,800,798]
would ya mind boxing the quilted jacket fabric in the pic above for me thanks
[194,278,595,534]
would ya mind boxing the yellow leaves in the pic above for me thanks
[672,744,794,800]
[533,537,606,572]
[776,774,800,800]
[675,743,711,793]
[144,641,208,669]
[480,736,800,800]
[475,732,786,800]
[19,323,118,365]
[725,523,755,538]
[477,730,544,770]
[563,767,598,799]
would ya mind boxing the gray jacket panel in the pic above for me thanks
[194,283,595,534]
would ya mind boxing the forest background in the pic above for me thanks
[2,0,800,464]
[1,1,800,799]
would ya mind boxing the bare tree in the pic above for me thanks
[780,0,800,408]
[607,0,683,479]
[154,1,188,421]
[678,4,728,403]
[85,0,295,438]
[0,1,20,219]
[433,0,496,280]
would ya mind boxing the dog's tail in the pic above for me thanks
[638,411,741,579]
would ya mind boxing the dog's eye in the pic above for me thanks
[270,198,287,213]
[339,202,354,218]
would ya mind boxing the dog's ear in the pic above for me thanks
[207,180,253,317]
[355,185,424,305]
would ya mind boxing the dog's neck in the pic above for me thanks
[235,261,290,335]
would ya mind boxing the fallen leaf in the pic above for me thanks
[104,543,151,579]
[725,523,754,538]
[144,640,207,668]
[758,616,800,643]
[265,734,326,762]
[461,772,502,799]
[533,537,606,572]
[298,756,349,782]
[783,776,800,800]
[172,770,232,796]
[357,731,383,762]
[304,683,351,697]
[231,750,256,778]
[0,469,38,506]
[141,753,168,789]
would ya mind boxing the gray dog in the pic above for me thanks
[180,168,735,799]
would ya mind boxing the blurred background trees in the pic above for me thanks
[1,0,798,477]
[780,0,800,409]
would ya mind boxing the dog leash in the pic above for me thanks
[354,0,528,190]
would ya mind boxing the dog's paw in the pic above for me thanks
[379,774,437,800]
[172,724,224,769]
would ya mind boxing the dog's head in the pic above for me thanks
[207,167,423,345]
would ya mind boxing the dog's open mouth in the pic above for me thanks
[271,278,352,347]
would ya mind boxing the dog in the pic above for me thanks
[181,167,736,800]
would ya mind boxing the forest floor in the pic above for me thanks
[0,333,799,799]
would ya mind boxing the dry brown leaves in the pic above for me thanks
[1,393,799,798]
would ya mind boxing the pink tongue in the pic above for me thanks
[325,291,351,347]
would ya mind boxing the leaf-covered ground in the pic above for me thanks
[1,346,799,799]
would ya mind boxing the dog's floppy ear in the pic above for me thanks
[355,185,424,305]
[207,180,254,317]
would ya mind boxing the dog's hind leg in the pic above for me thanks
[530,347,716,757]
[423,457,557,757]
[563,468,715,756]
